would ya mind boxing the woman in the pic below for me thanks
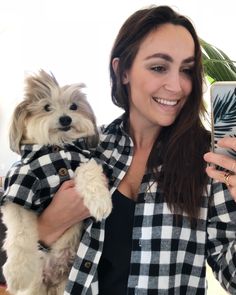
[38,5,236,294]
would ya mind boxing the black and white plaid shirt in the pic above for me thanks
[64,116,236,295]
[1,141,91,212]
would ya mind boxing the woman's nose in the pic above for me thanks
[164,72,182,92]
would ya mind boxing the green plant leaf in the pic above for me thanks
[200,39,236,82]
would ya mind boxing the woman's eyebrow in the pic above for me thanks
[183,56,195,64]
[145,53,195,64]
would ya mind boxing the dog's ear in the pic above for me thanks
[9,100,29,154]
[25,70,59,101]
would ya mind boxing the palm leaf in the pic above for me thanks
[212,89,236,157]
[200,39,236,82]
[216,47,236,73]
[213,91,236,125]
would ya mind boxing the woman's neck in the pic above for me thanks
[127,116,161,150]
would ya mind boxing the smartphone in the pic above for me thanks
[211,81,236,160]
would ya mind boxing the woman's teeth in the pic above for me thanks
[152,97,178,106]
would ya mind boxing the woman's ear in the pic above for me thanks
[112,57,119,75]
[112,57,129,84]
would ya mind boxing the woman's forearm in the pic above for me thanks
[37,179,90,246]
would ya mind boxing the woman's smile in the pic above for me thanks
[151,96,179,106]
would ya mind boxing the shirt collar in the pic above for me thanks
[101,113,129,136]
[20,139,91,164]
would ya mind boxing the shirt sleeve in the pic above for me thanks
[207,179,236,293]
[1,164,41,210]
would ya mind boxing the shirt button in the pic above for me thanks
[58,168,68,176]
[124,146,130,154]
[84,261,92,269]
[52,145,60,152]
[110,176,116,182]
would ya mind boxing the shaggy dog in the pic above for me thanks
[0,70,112,295]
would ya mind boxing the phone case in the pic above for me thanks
[211,81,236,158]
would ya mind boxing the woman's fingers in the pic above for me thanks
[204,152,236,173]
[218,137,236,151]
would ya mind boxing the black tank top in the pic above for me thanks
[98,189,135,295]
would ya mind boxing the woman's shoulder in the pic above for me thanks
[94,114,129,161]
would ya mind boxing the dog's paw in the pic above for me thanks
[85,189,112,221]
[75,159,112,221]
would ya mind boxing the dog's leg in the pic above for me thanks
[15,282,47,295]
[1,203,43,294]
[74,158,112,221]
[43,224,82,291]
[47,279,67,295]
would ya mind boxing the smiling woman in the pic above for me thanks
[127,24,194,128]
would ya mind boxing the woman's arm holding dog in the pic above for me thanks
[38,180,91,246]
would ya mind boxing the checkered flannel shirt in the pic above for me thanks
[1,140,91,212]
[65,116,236,295]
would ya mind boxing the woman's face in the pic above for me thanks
[123,23,195,130]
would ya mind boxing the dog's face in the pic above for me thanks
[10,70,98,153]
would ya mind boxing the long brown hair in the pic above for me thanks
[109,5,210,221]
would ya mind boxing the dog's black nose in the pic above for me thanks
[59,115,72,126]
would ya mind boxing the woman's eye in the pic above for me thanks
[181,68,193,76]
[70,103,78,111]
[150,65,166,73]
[44,104,51,112]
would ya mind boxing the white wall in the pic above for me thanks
[0,0,236,175]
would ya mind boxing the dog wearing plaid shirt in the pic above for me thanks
[1,70,112,295]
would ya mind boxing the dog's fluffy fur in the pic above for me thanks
[1,70,112,295]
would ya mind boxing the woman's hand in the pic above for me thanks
[38,180,91,246]
[204,137,236,201]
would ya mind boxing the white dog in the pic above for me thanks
[1,70,112,295]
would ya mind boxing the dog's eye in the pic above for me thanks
[44,104,51,112]
[70,103,78,111]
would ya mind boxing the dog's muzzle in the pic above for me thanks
[59,115,72,131]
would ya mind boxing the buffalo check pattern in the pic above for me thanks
[1,140,91,212]
[65,116,236,295]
